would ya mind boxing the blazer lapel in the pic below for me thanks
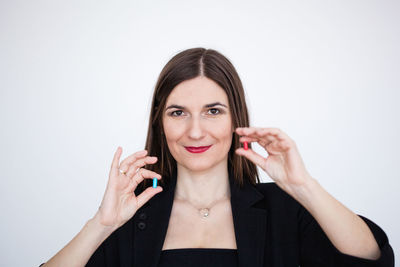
[133,170,267,267]
[133,176,176,267]
[229,174,267,267]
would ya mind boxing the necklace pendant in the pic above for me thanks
[199,208,209,218]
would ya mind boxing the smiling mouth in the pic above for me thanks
[184,145,212,153]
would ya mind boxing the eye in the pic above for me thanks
[170,110,184,117]
[208,108,220,115]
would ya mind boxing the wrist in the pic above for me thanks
[285,176,321,208]
[88,212,118,239]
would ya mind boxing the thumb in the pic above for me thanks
[135,186,163,209]
[235,148,266,170]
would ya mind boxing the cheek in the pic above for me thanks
[163,119,185,146]
[212,120,233,146]
[214,117,233,136]
[163,119,177,137]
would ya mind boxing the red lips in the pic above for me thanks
[185,145,212,153]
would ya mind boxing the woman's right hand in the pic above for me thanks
[40,147,161,267]
[95,147,162,231]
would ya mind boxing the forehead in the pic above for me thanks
[166,76,229,106]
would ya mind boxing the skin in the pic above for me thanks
[43,149,164,267]
[163,76,381,259]
[42,76,381,266]
[162,76,233,205]
[235,127,381,259]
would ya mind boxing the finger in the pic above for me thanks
[235,127,261,141]
[140,168,162,179]
[132,167,162,187]
[111,147,123,176]
[239,137,270,149]
[135,186,163,209]
[124,156,158,177]
[240,128,287,146]
[257,129,295,151]
[255,128,286,141]
[267,138,294,152]
[118,150,148,173]
[239,136,258,143]
[235,127,262,136]
[252,130,279,144]
[132,168,162,186]
[235,147,266,170]
[236,127,285,140]
[125,168,162,193]
[236,127,275,143]
[239,133,277,147]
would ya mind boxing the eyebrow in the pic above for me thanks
[165,102,228,110]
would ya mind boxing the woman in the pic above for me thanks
[41,48,394,266]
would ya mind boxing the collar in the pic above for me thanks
[131,169,268,267]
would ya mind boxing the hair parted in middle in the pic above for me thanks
[142,47,259,190]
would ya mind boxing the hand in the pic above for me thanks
[96,147,162,230]
[235,127,312,195]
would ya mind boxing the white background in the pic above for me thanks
[0,0,398,265]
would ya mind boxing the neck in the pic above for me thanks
[174,160,231,207]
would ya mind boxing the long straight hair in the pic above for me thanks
[142,48,259,189]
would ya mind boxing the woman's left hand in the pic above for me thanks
[235,127,313,195]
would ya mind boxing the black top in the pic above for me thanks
[39,166,395,266]
[158,248,238,267]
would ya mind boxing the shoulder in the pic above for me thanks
[254,182,283,195]
[251,182,306,241]
[252,182,303,213]
[253,182,292,202]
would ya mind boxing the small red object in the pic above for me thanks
[243,141,248,150]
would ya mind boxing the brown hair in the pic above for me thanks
[142,47,259,189]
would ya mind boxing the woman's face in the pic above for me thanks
[162,76,233,173]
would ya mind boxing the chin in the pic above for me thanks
[180,159,218,172]
[181,157,227,172]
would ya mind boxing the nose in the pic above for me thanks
[187,116,206,140]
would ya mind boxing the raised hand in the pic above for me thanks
[235,127,383,260]
[235,127,312,195]
[96,147,162,230]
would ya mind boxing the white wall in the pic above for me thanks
[0,0,398,265]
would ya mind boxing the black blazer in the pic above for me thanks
[86,170,394,267]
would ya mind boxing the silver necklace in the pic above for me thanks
[175,194,229,218]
